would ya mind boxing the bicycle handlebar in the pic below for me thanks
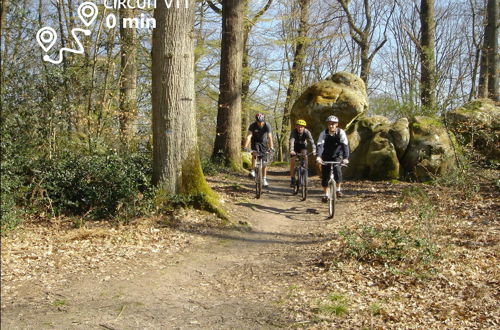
[321,161,348,167]
[292,151,315,158]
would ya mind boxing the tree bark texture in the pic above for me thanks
[419,0,437,112]
[485,0,499,100]
[152,0,206,195]
[279,0,310,161]
[212,0,244,169]
[119,7,138,150]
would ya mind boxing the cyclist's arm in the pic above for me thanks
[289,130,296,153]
[244,131,252,149]
[267,132,274,149]
[306,130,316,154]
[339,129,349,159]
[266,122,274,149]
[316,130,326,157]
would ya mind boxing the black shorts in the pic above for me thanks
[321,158,343,187]
[251,142,269,161]
[294,143,307,154]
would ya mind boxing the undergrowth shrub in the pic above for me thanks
[398,186,436,221]
[339,225,438,276]
[24,152,153,219]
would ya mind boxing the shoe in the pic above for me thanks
[263,178,269,187]
[321,196,328,203]
[336,191,344,198]
[250,170,255,178]
[290,177,296,187]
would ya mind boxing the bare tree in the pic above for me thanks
[278,0,310,161]
[419,0,437,112]
[483,0,499,100]
[241,0,274,135]
[211,0,244,170]
[336,0,395,86]
[119,7,138,150]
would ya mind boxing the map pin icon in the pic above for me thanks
[36,27,57,53]
[78,2,98,27]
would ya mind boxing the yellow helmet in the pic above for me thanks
[296,119,307,126]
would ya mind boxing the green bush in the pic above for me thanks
[24,152,153,219]
[339,225,437,268]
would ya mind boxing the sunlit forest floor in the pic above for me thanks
[1,167,499,328]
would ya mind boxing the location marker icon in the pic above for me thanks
[78,2,98,27]
[36,27,57,52]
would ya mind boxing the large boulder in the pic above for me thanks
[344,116,403,180]
[445,99,500,162]
[401,116,458,181]
[290,72,368,142]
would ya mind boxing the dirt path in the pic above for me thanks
[1,169,344,329]
[2,168,499,329]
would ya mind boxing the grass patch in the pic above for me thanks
[52,299,66,306]
[318,293,348,316]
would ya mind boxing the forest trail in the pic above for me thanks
[2,167,498,329]
[1,168,348,329]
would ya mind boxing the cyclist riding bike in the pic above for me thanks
[316,115,350,202]
[243,113,274,187]
[289,119,316,187]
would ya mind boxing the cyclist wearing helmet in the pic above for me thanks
[243,113,274,187]
[316,115,350,201]
[289,119,316,187]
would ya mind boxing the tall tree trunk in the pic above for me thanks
[279,0,310,161]
[485,0,499,100]
[241,1,251,141]
[419,0,437,113]
[477,45,489,98]
[241,0,273,139]
[212,0,244,170]
[119,7,138,150]
[152,0,221,215]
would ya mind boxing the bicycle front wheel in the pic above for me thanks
[301,168,307,201]
[255,165,262,199]
[328,180,336,218]
[293,169,299,195]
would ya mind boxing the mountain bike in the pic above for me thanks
[246,148,273,199]
[292,152,314,201]
[321,161,347,218]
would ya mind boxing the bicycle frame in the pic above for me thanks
[251,149,272,199]
[292,152,313,200]
[321,161,344,218]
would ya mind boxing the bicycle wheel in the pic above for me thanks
[328,180,336,218]
[301,168,307,201]
[293,169,299,195]
[255,164,262,199]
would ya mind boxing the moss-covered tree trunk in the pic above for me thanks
[119,7,137,150]
[152,0,224,217]
[212,0,244,170]
[419,0,437,113]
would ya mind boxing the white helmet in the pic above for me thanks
[326,115,339,123]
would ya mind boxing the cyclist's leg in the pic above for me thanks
[290,156,296,186]
[257,143,269,186]
[333,158,343,196]
[321,164,330,202]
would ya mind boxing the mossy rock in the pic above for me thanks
[401,116,457,181]
[344,115,403,180]
[290,72,368,144]
[389,118,410,159]
[242,152,252,170]
[445,99,500,161]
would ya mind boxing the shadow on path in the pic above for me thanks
[176,225,336,245]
